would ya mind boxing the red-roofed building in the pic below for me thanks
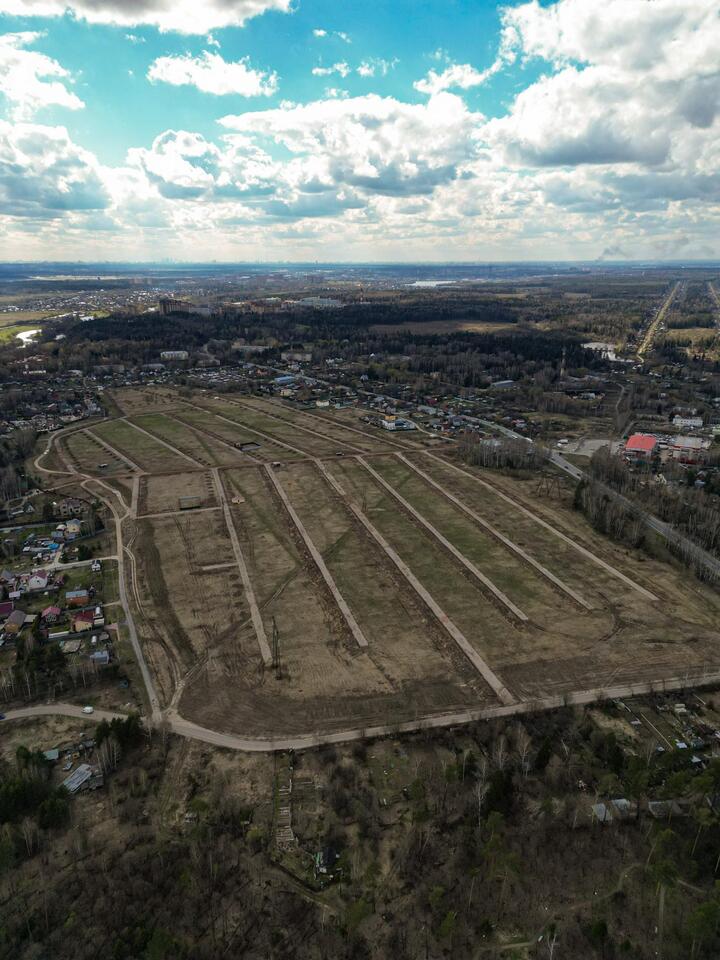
[71,610,95,633]
[41,605,61,623]
[624,433,658,462]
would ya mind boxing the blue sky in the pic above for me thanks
[0,0,718,261]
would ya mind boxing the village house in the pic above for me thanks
[66,588,89,608]
[27,570,50,592]
[41,605,61,624]
[54,498,86,519]
[64,519,83,540]
[3,609,27,636]
[72,610,95,633]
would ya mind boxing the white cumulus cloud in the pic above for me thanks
[0,120,108,217]
[148,51,278,96]
[0,0,291,34]
[0,32,84,119]
[487,0,720,169]
[311,62,350,78]
[357,58,396,78]
[415,61,502,96]
[220,92,481,197]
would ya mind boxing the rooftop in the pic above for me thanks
[625,433,658,452]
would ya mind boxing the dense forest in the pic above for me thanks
[5,707,720,959]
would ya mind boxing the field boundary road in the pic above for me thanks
[33,427,163,723]
[427,452,658,602]
[122,417,204,468]
[357,456,528,622]
[8,667,720,753]
[397,453,591,610]
[211,467,272,665]
[315,459,516,706]
[84,427,143,474]
[264,463,369,649]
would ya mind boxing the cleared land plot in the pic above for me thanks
[202,399,342,458]
[407,453,720,697]
[180,402,304,462]
[92,420,192,474]
[240,396,394,455]
[88,385,720,735]
[62,430,129,476]
[130,413,248,468]
[182,467,389,729]
[138,471,217,517]
[414,453,656,608]
[109,387,183,417]
[366,455,586,622]
[133,511,246,703]
[175,465,492,736]
[329,456,523,667]
[277,460,488,696]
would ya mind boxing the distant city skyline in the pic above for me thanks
[0,0,717,261]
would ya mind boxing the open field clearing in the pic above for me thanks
[181,399,307,461]
[175,466,494,737]
[62,429,130,475]
[172,406,280,462]
[413,452,659,605]
[129,413,248,468]
[192,396,344,458]
[239,395,394,455]
[137,471,217,516]
[132,511,242,701]
[276,460,487,693]
[369,319,521,335]
[366,454,586,620]
[328,456,524,662]
[0,324,43,344]
[110,386,184,416]
[92,419,192,473]
[407,453,720,695]
[0,309,57,324]
[62,386,720,737]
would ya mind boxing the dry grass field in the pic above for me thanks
[88,386,720,737]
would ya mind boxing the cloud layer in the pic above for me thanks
[0,0,291,34]
[0,0,718,260]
